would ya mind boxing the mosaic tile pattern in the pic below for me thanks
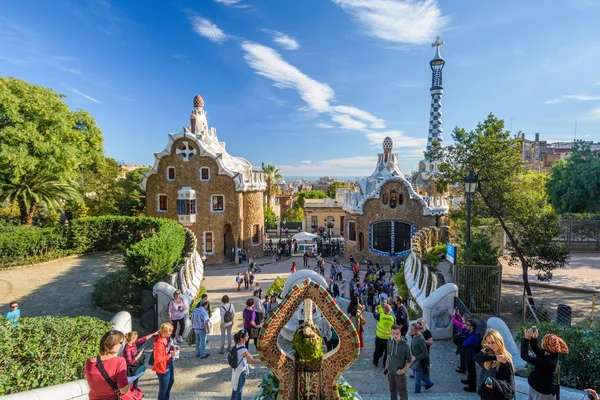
[257,279,360,400]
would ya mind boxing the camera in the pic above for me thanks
[532,326,537,332]
[485,377,492,385]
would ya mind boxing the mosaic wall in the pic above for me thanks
[257,279,360,400]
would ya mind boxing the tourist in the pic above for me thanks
[474,328,515,399]
[219,295,235,354]
[336,263,343,281]
[241,248,247,262]
[254,282,262,298]
[272,254,277,264]
[252,289,265,323]
[235,272,243,291]
[123,330,159,387]
[201,293,212,318]
[394,297,409,338]
[5,302,20,327]
[585,389,599,400]
[384,325,413,400]
[84,330,139,400]
[265,295,279,319]
[373,303,394,367]
[453,309,469,374]
[168,290,188,343]
[316,313,333,350]
[330,263,336,280]
[291,261,297,274]
[237,248,242,264]
[243,269,249,290]
[231,246,235,262]
[192,300,211,359]
[462,320,482,392]
[248,256,253,266]
[347,295,366,349]
[303,251,309,267]
[248,270,255,291]
[367,286,376,313]
[341,279,347,298]
[328,279,340,298]
[410,322,434,393]
[379,289,389,304]
[152,323,179,400]
[418,318,433,367]
[230,329,263,400]
[521,328,569,399]
[242,298,261,350]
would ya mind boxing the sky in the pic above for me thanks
[2,0,600,178]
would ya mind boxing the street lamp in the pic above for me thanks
[323,217,335,242]
[464,171,478,251]
[279,218,286,240]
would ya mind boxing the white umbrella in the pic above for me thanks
[291,231,318,242]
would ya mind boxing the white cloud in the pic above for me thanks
[300,160,312,164]
[71,88,101,104]
[279,156,377,175]
[264,30,299,50]
[316,122,335,129]
[331,114,368,130]
[331,105,386,129]
[365,130,427,148]
[331,0,449,45]
[192,17,227,44]
[213,0,244,5]
[589,107,600,120]
[545,94,600,104]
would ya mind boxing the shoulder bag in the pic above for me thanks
[95,356,141,400]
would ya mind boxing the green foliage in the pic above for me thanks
[327,181,347,198]
[0,78,104,224]
[254,372,362,400]
[422,251,441,270]
[393,259,410,300]
[547,142,600,214]
[265,277,286,297]
[264,203,277,229]
[91,268,137,312]
[0,224,73,267]
[0,315,112,395]
[190,285,207,311]
[459,232,499,266]
[262,164,283,202]
[283,206,304,222]
[80,157,125,216]
[430,114,570,295]
[291,324,323,362]
[119,167,149,216]
[516,322,600,390]
[295,190,328,208]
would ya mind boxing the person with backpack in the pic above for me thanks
[235,273,243,291]
[462,320,482,393]
[229,329,263,400]
[219,295,235,354]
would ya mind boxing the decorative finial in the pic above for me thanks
[383,136,393,154]
[193,94,204,108]
[431,35,445,60]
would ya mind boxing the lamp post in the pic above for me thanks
[464,171,478,251]
[324,217,335,242]
[279,218,286,241]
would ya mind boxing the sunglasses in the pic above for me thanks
[10,306,18,309]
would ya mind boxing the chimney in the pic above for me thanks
[535,133,539,142]
[521,132,525,140]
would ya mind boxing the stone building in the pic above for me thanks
[302,192,347,237]
[342,138,449,264]
[141,95,266,264]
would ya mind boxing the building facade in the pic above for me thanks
[142,95,266,264]
[302,191,348,237]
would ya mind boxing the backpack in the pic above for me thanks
[228,345,244,369]
[453,332,467,346]
[223,305,234,323]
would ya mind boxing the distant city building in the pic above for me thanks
[141,95,266,264]
[521,133,600,172]
[119,164,148,178]
[302,189,349,237]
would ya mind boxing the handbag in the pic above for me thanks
[250,327,259,338]
[95,356,142,400]
[359,314,367,326]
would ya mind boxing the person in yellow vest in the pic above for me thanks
[373,302,394,367]
[369,272,378,284]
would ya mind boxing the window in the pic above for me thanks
[372,221,392,253]
[166,167,175,181]
[211,195,224,212]
[311,216,318,230]
[348,221,356,242]
[177,199,196,215]
[394,221,411,253]
[204,232,213,253]
[382,193,388,205]
[200,167,210,181]
[252,224,261,245]
[390,191,397,208]
[359,232,364,251]
[398,193,404,205]
[157,194,168,212]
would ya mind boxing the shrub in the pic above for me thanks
[393,266,409,300]
[517,321,600,390]
[0,225,72,267]
[266,277,287,297]
[92,269,137,313]
[0,315,112,395]
[255,371,362,400]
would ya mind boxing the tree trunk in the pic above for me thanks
[478,192,533,300]
[20,200,37,226]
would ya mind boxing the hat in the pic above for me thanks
[542,334,569,354]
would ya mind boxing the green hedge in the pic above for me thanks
[0,225,72,267]
[517,322,600,390]
[0,316,112,395]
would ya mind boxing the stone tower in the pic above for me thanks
[427,35,445,157]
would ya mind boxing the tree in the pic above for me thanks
[264,203,277,228]
[0,78,104,223]
[118,167,149,216]
[546,142,600,214]
[283,206,304,222]
[262,164,283,203]
[81,157,125,216]
[327,181,346,198]
[295,190,328,209]
[430,114,569,298]
[0,174,82,225]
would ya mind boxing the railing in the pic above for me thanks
[453,264,502,316]
[557,218,600,251]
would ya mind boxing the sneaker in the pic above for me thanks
[200,353,211,359]
[425,383,434,390]
[372,360,378,367]
[177,337,185,343]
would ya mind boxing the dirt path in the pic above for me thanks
[0,252,124,320]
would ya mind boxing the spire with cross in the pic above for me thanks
[426,35,446,157]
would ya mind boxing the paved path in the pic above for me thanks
[138,255,475,399]
[0,252,123,320]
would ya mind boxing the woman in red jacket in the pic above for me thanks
[152,323,179,400]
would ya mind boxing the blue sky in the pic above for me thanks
[3,0,600,177]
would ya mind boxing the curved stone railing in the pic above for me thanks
[2,312,133,400]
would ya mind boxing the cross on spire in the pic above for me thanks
[176,141,197,161]
[432,35,445,49]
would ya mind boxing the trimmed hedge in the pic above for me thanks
[0,316,112,395]
[0,225,72,267]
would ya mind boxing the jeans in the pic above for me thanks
[414,367,433,393]
[156,362,174,400]
[230,370,247,400]
[220,324,233,351]
[388,372,408,400]
[195,329,207,357]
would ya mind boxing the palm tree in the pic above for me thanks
[262,163,283,204]
[0,174,83,225]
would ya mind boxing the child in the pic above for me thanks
[254,282,262,299]
[248,271,255,291]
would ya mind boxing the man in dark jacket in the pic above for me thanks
[394,296,409,338]
[461,320,481,392]
[328,279,340,298]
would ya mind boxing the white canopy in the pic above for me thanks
[291,232,318,242]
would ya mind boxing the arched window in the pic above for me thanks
[372,221,392,253]
[382,193,388,205]
[359,232,364,251]
[348,221,356,242]
[398,193,404,205]
[390,190,397,208]
[394,221,411,253]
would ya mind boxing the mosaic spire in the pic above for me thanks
[426,35,445,158]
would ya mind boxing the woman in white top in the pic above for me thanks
[230,329,262,400]
[219,295,235,354]
[168,290,188,343]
